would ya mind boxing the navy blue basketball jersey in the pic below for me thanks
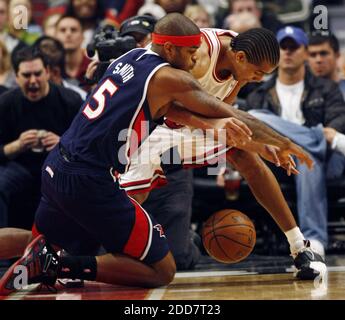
[59,48,169,174]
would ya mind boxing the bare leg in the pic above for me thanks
[130,192,150,205]
[0,228,32,259]
[96,251,176,287]
[227,150,297,232]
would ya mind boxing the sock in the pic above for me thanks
[284,227,305,255]
[58,256,97,281]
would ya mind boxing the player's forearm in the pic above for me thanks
[229,108,291,149]
[166,104,215,131]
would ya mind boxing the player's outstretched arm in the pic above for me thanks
[166,105,301,175]
[151,68,294,151]
[165,104,252,147]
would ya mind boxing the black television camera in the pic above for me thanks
[86,25,137,83]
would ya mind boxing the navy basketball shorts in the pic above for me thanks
[34,148,170,265]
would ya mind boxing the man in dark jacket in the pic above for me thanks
[245,26,345,257]
[0,46,82,229]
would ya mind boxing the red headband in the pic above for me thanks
[151,33,202,47]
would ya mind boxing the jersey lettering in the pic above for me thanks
[83,79,118,120]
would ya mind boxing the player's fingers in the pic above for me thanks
[226,124,251,144]
[288,155,296,168]
[267,146,280,166]
[231,118,252,136]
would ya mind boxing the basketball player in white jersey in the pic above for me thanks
[118,27,326,280]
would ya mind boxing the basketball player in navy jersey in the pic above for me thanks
[0,14,318,294]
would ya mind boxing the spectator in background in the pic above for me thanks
[0,0,25,53]
[0,40,16,87]
[225,0,283,33]
[34,36,87,100]
[119,14,156,48]
[340,50,345,80]
[308,31,345,100]
[8,0,42,45]
[42,7,64,38]
[0,46,82,229]
[224,10,261,33]
[245,26,345,257]
[102,0,144,28]
[155,0,190,14]
[184,4,213,28]
[65,0,103,48]
[137,1,166,20]
[55,15,92,88]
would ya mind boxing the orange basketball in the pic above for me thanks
[202,209,256,264]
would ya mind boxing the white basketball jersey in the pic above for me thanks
[199,28,239,101]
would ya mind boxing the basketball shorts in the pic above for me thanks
[34,147,169,265]
[119,124,231,195]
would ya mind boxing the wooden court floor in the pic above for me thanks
[2,254,345,300]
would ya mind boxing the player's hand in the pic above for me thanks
[280,140,314,170]
[259,145,299,176]
[217,117,252,148]
[41,132,60,151]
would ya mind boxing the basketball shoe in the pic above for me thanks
[0,235,59,296]
[292,240,327,280]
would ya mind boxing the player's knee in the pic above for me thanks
[158,264,176,286]
[152,252,176,286]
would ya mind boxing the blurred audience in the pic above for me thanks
[8,0,42,45]
[42,7,63,37]
[33,35,87,100]
[119,14,156,48]
[224,0,283,33]
[224,10,261,33]
[137,1,166,20]
[55,15,92,87]
[0,0,25,53]
[244,26,345,257]
[0,46,82,229]
[102,0,145,27]
[65,0,102,48]
[155,0,190,14]
[308,31,345,100]
[0,40,16,87]
[184,4,213,28]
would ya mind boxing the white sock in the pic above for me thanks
[285,227,305,255]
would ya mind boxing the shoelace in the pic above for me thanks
[290,240,312,258]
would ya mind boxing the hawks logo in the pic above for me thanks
[153,224,166,238]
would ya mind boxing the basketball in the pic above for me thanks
[202,209,256,264]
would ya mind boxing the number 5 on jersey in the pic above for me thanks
[83,79,118,120]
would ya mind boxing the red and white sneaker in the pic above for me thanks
[0,235,59,296]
